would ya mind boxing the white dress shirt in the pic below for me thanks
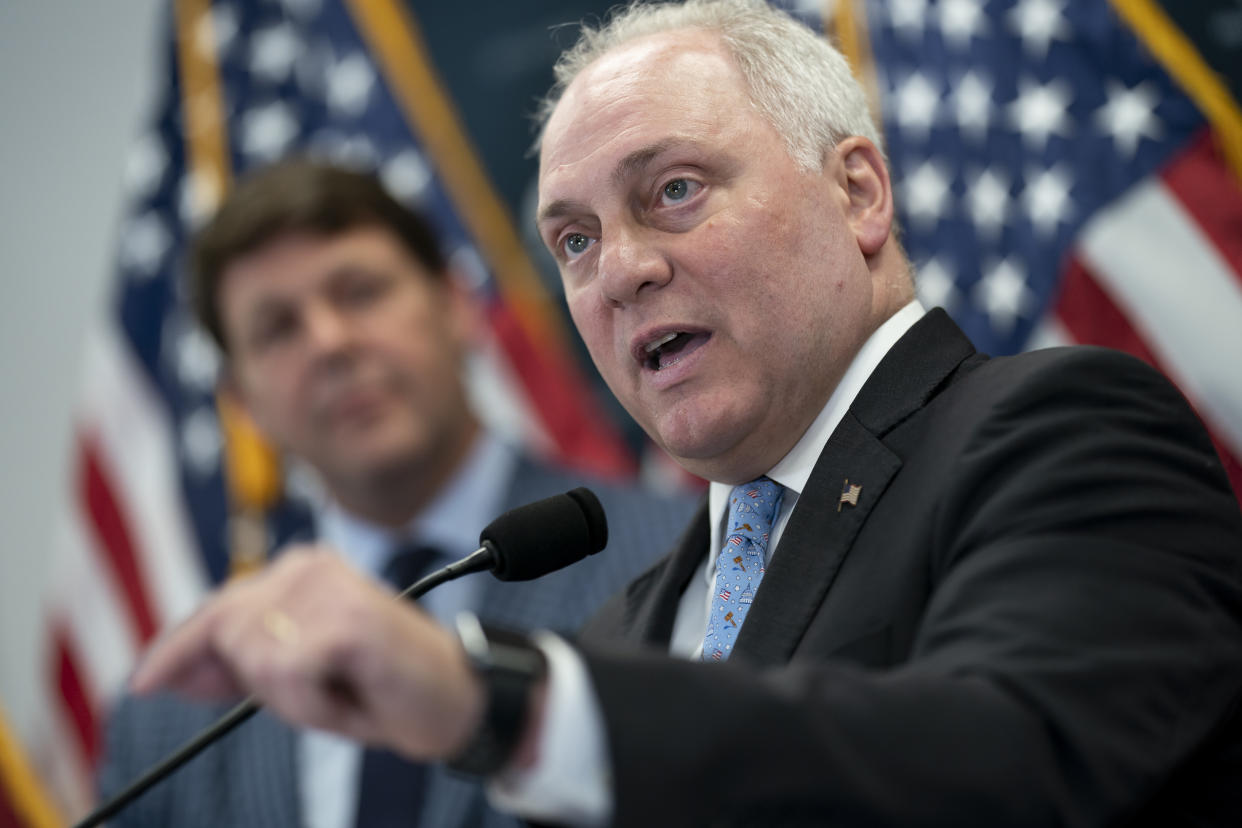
[492,300,926,826]
[300,432,516,828]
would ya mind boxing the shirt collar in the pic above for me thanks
[708,299,926,518]
[317,431,517,578]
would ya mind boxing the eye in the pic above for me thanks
[340,276,382,306]
[659,178,701,205]
[561,232,597,261]
[330,270,392,312]
[248,311,298,352]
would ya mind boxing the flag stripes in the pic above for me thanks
[1074,143,1242,456]
[31,1,638,816]
[80,436,159,646]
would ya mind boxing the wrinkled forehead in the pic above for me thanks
[538,31,743,181]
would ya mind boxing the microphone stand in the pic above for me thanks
[72,545,497,828]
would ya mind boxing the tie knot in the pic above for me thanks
[381,543,442,592]
[727,477,783,534]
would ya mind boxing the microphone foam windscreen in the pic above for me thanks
[480,487,609,581]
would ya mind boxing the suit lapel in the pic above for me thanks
[735,414,902,667]
[625,502,711,647]
[735,310,977,667]
[582,312,978,660]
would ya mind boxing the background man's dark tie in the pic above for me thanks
[352,544,441,827]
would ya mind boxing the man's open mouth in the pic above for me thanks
[643,331,710,371]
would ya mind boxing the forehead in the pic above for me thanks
[237,226,406,270]
[538,31,755,189]
[221,227,427,301]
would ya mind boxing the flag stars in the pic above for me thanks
[974,258,1035,334]
[938,0,988,50]
[903,160,953,230]
[123,133,168,200]
[194,3,239,58]
[249,23,303,84]
[1095,80,1164,157]
[280,0,323,18]
[382,150,433,202]
[172,325,221,393]
[967,167,1012,239]
[177,168,225,229]
[120,213,172,279]
[1008,0,1071,58]
[953,70,993,141]
[788,0,825,17]
[1008,77,1074,150]
[181,408,222,479]
[240,101,299,160]
[916,257,960,312]
[294,38,334,99]
[326,53,376,118]
[1022,165,1074,236]
[310,130,380,169]
[448,244,490,293]
[892,72,941,139]
[889,0,929,40]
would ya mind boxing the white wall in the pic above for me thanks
[0,1,162,730]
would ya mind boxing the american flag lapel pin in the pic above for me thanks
[838,479,862,512]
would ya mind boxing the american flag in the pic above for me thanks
[839,480,862,511]
[9,0,1241,822]
[850,0,1242,501]
[19,0,633,818]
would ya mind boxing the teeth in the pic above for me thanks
[644,332,679,354]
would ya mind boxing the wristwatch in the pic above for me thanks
[447,612,548,776]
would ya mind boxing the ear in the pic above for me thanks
[835,136,893,257]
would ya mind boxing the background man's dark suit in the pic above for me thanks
[581,309,1242,827]
[100,455,696,828]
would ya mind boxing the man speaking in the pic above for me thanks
[128,2,1242,826]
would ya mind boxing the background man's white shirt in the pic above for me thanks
[301,434,516,828]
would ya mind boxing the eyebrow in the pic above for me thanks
[536,138,685,227]
[612,139,677,186]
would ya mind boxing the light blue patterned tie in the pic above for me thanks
[701,477,784,662]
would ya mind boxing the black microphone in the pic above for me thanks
[73,488,607,828]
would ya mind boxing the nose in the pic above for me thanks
[597,226,672,307]
[302,301,353,357]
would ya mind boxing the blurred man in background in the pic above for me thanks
[99,159,695,828]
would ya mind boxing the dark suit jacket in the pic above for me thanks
[580,310,1242,828]
[98,454,698,828]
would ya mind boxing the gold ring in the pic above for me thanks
[262,608,300,645]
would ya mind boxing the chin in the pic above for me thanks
[654,421,748,472]
[331,431,424,473]
[649,395,772,481]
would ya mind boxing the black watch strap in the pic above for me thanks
[446,613,548,776]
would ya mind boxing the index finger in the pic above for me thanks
[129,598,240,699]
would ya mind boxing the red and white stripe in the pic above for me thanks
[39,323,208,813]
[1039,130,1242,501]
